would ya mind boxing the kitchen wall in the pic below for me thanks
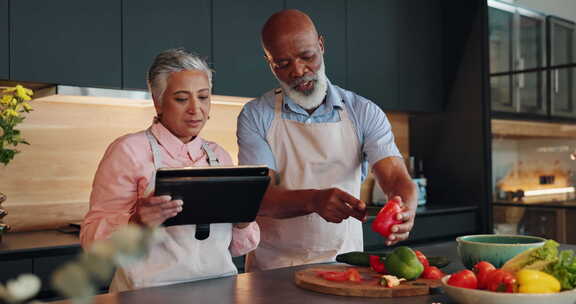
[0,95,409,231]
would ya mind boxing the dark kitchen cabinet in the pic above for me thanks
[212,0,282,97]
[488,1,547,116]
[122,0,211,90]
[516,8,547,115]
[489,2,515,112]
[347,0,443,112]
[347,0,399,110]
[397,1,443,112]
[10,0,121,88]
[0,0,8,80]
[548,16,576,118]
[286,0,347,88]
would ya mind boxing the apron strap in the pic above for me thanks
[145,128,163,196]
[201,143,220,166]
[197,142,220,240]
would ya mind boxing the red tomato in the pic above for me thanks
[414,250,430,268]
[369,255,387,274]
[473,261,496,290]
[421,266,445,279]
[485,269,516,293]
[447,270,478,289]
[371,199,403,238]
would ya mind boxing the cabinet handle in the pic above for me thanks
[554,70,559,94]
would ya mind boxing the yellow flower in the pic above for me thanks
[15,85,33,100]
[5,109,19,118]
[22,102,32,111]
[0,94,11,105]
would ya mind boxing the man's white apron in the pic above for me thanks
[246,91,363,271]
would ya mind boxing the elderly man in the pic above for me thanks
[237,9,418,272]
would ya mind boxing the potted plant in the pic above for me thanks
[0,84,34,240]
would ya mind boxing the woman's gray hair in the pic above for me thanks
[147,48,213,104]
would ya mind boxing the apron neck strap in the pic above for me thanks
[202,143,220,166]
[145,128,163,170]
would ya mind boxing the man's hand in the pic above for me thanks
[312,188,367,223]
[385,195,416,246]
[133,195,183,227]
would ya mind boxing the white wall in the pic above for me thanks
[513,0,576,22]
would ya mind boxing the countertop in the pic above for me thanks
[51,240,576,304]
[0,229,80,260]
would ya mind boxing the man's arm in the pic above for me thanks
[372,156,418,245]
[258,169,367,223]
[237,100,366,223]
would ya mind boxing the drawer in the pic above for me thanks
[0,259,33,284]
[33,254,77,291]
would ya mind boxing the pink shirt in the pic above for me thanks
[81,122,259,257]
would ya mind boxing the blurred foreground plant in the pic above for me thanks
[0,85,33,166]
[0,224,161,304]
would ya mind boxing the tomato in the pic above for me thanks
[485,269,516,293]
[370,255,387,274]
[447,269,478,289]
[421,266,445,279]
[317,268,362,282]
[473,261,496,290]
[414,250,430,268]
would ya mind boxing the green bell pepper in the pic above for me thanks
[384,246,424,280]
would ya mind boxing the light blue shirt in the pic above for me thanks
[237,81,402,181]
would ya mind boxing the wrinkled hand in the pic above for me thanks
[313,188,367,223]
[134,195,183,228]
[385,195,416,246]
[234,222,251,229]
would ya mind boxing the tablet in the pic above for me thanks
[155,165,270,226]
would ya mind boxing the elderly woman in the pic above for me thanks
[80,49,259,292]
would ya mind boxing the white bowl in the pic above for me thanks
[441,275,576,304]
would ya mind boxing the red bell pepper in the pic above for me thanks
[414,250,430,268]
[473,261,496,290]
[485,269,516,293]
[421,266,445,279]
[369,255,387,274]
[317,268,362,282]
[371,199,403,238]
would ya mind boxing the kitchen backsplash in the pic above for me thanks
[0,95,409,231]
[492,119,576,203]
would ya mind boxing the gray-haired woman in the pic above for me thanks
[80,49,260,291]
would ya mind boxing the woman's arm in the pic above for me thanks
[80,138,142,249]
[229,222,260,257]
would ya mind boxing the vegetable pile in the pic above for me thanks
[447,239,576,293]
[323,247,446,287]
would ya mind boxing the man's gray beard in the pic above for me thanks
[277,62,328,110]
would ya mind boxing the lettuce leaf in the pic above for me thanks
[545,250,576,290]
[501,240,559,273]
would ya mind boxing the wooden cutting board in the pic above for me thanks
[294,265,441,298]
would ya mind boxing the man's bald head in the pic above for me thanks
[261,9,319,52]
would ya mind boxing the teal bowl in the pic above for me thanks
[456,234,546,269]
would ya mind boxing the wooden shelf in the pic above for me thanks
[492,119,576,139]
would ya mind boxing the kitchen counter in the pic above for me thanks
[53,241,576,304]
